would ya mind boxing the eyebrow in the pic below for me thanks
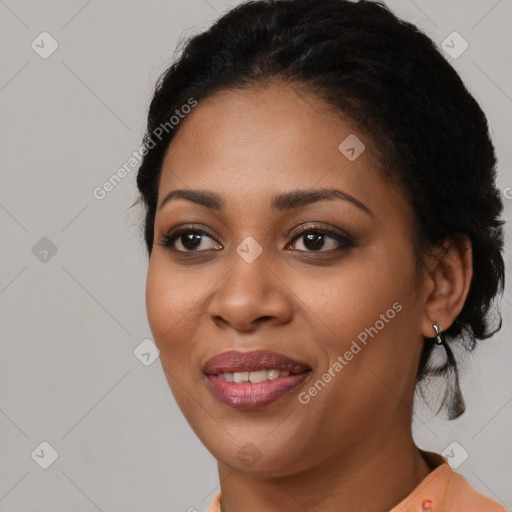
[158,188,372,216]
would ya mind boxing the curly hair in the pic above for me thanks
[135,0,505,419]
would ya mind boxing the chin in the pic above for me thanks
[199,432,319,478]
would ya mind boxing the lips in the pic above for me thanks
[203,349,311,374]
[203,349,311,410]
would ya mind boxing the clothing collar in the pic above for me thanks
[205,450,507,512]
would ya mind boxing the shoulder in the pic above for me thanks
[205,492,221,512]
[392,452,508,512]
[205,453,508,512]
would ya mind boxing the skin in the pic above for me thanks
[145,80,473,512]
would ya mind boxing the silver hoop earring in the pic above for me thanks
[432,321,444,345]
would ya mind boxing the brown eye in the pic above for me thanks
[159,227,222,252]
[288,225,353,252]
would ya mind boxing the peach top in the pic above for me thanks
[205,451,507,512]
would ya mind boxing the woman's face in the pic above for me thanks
[146,81,429,476]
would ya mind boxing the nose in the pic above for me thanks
[207,254,294,333]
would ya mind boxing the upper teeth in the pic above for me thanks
[218,369,291,383]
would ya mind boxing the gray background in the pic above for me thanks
[0,0,511,511]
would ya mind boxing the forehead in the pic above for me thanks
[158,81,404,218]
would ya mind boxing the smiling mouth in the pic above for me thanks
[202,349,312,410]
[215,368,296,382]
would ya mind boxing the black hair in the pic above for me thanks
[135,0,505,419]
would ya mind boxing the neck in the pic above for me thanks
[216,426,434,512]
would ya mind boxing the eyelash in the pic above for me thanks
[157,223,354,254]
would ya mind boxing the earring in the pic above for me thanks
[432,321,445,345]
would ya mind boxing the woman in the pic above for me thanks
[135,0,507,510]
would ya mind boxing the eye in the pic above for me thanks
[158,223,353,254]
[158,226,222,252]
[287,224,353,252]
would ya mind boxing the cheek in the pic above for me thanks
[145,259,173,342]
[146,254,202,336]
[291,249,411,349]
[293,246,420,403]
[145,257,203,412]
[145,256,200,363]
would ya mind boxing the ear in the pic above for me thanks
[420,234,473,338]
